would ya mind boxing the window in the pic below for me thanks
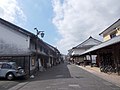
[110,32,116,39]
[1,64,12,69]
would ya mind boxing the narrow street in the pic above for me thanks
[8,62,120,90]
[0,1,120,90]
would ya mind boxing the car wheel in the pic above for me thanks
[6,73,14,80]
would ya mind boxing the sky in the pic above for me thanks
[0,0,120,54]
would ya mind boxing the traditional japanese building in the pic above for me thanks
[68,36,102,65]
[0,18,61,77]
[81,19,120,75]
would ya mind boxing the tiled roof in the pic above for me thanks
[81,35,120,55]
[74,36,102,49]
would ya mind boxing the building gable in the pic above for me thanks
[70,36,102,55]
[76,36,102,49]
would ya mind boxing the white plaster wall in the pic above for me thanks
[83,39,101,46]
[0,23,30,55]
[92,55,97,63]
[86,55,97,63]
[72,49,85,55]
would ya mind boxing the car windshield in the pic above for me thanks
[10,62,18,69]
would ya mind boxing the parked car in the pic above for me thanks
[0,62,26,80]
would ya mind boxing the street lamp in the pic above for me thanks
[34,27,45,53]
[34,28,45,71]
[34,28,44,38]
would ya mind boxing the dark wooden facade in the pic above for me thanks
[83,41,120,75]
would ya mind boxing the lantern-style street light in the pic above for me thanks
[34,28,45,70]
[34,28,44,38]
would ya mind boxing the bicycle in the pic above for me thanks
[106,66,117,74]
[100,65,107,72]
[100,65,117,74]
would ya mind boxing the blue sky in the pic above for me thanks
[0,0,61,51]
[0,0,120,54]
[17,0,60,45]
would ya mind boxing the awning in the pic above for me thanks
[81,35,120,55]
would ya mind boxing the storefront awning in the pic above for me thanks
[81,35,120,55]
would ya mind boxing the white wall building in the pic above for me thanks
[68,36,102,65]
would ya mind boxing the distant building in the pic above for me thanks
[68,36,102,65]
[46,44,61,66]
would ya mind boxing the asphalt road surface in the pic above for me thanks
[8,62,120,90]
[0,77,25,90]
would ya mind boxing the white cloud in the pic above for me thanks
[0,0,26,23]
[52,0,120,54]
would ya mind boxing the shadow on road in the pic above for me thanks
[29,62,72,81]
[0,77,27,82]
[0,62,72,82]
